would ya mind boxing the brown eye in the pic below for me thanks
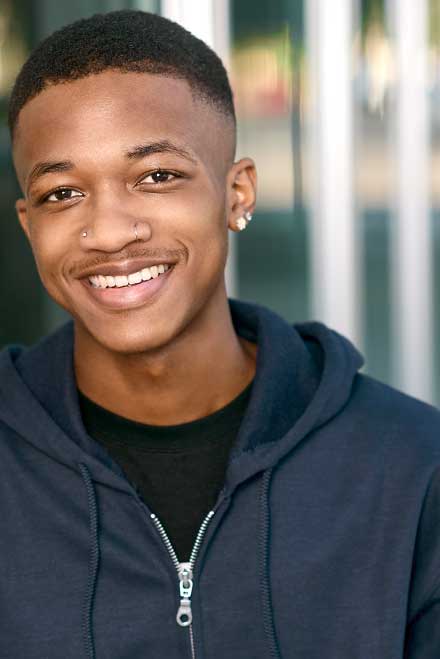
[141,170,177,184]
[152,171,172,183]
[46,188,82,202]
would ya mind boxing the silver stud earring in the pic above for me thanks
[236,210,253,231]
[81,231,88,238]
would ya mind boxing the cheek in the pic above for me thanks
[175,183,227,246]
[179,203,228,276]
[28,221,72,289]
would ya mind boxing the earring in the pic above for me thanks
[236,210,253,231]
[81,231,88,237]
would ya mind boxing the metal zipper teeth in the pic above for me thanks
[150,513,180,570]
[188,510,215,568]
[150,510,215,658]
[189,624,196,659]
[150,509,215,570]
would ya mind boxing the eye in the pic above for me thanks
[44,188,83,203]
[139,170,179,185]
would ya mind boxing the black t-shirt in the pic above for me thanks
[78,379,253,561]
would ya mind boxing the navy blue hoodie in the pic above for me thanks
[1,298,440,658]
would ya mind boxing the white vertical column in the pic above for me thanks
[161,0,215,47]
[306,0,361,345]
[389,0,433,402]
[160,0,236,297]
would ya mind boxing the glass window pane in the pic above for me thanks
[355,0,392,384]
[231,0,310,323]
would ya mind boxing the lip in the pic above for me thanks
[80,265,175,311]
[76,258,178,280]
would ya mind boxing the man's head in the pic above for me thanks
[9,10,256,355]
[8,9,236,143]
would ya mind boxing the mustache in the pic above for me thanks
[69,246,187,277]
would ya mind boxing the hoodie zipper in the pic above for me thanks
[150,509,215,659]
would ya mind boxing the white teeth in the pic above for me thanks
[88,263,172,289]
[115,275,129,287]
[128,272,142,285]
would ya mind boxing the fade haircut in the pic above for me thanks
[8,9,236,139]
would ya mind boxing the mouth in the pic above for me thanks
[80,262,175,311]
[87,262,172,288]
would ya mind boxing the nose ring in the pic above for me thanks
[82,224,140,240]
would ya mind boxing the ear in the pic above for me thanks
[15,198,31,241]
[226,157,257,232]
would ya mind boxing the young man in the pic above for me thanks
[1,9,439,658]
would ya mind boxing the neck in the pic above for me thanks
[74,294,257,425]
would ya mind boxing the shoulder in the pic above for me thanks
[348,371,440,460]
[352,371,440,426]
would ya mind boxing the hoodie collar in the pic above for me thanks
[0,323,132,494]
[0,298,363,493]
[229,298,323,454]
[222,299,364,494]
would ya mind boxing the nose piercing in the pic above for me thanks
[82,224,142,239]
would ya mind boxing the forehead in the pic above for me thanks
[13,71,232,180]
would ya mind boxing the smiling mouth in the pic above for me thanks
[87,263,171,289]
[81,262,175,311]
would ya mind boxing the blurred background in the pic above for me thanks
[0,0,439,405]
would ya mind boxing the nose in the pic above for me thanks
[81,189,152,252]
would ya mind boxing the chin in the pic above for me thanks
[81,314,180,355]
[67,273,217,355]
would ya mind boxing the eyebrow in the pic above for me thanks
[27,161,74,193]
[26,140,197,193]
[124,140,198,164]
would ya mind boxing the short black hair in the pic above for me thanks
[8,9,236,138]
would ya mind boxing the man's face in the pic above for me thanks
[12,71,256,354]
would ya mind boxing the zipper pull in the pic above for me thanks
[176,562,193,627]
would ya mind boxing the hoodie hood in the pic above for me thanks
[0,298,363,495]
